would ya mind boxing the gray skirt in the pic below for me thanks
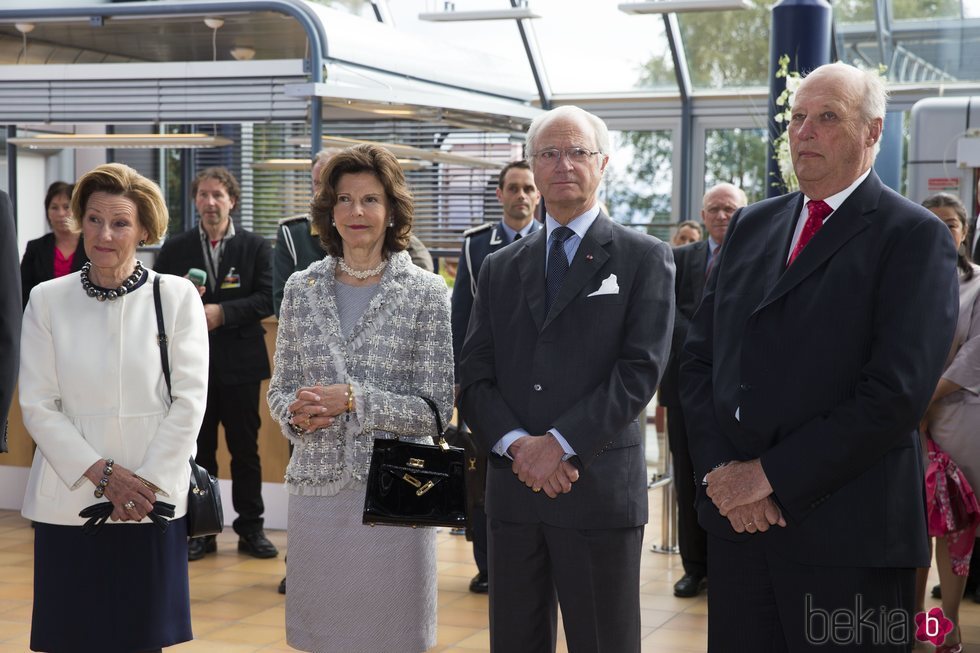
[286,488,437,653]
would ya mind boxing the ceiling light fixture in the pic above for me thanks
[230,46,256,61]
[619,0,751,13]
[15,22,34,64]
[9,133,233,149]
[204,17,224,61]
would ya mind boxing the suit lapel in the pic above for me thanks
[758,177,878,311]
[689,241,708,297]
[517,229,548,332]
[541,215,611,332]
[760,195,803,300]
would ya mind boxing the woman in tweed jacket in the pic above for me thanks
[267,144,453,653]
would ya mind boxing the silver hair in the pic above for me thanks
[312,148,343,168]
[703,182,748,207]
[525,105,611,157]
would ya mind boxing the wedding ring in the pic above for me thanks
[123,501,136,511]
[744,521,754,526]
[533,487,541,493]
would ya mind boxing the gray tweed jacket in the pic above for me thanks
[267,250,454,495]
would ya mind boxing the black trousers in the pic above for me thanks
[708,534,917,652]
[472,502,488,574]
[197,378,264,536]
[666,403,708,577]
[488,518,643,653]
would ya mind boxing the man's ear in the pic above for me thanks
[867,118,883,147]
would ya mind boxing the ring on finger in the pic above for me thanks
[123,500,136,511]
[533,487,541,493]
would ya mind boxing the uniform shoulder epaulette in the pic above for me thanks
[462,222,494,238]
[277,213,310,227]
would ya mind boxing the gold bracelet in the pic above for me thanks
[346,384,354,413]
[135,475,162,494]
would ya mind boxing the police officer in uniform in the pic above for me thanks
[450,159,541,593]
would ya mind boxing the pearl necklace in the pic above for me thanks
[337,258,386,280]
[80,261,145,302]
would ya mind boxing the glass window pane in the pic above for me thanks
[602,130,674,241]
[835,1,980,84]
[380,0,541,96]
[531,0,675,93]
[704,128,767,203]
[679,2,771,90]
[891,0,962,21]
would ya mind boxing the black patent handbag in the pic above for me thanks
[153,277,224,538]
[362,396,468,528]
[186,455,224,537]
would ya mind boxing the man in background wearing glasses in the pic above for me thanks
[459,105,675,653]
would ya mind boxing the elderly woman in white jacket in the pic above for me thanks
[268,144,453,653]
[20,163,208,653]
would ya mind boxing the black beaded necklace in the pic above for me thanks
[79,261,145,302]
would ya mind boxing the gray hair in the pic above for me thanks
[312,148,343,168]
[525,105,611,157]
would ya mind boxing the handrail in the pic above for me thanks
[649,405,679,554]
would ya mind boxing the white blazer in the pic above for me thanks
[20,269,209,525]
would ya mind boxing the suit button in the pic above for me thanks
[533,384,543,392]
[739,383,752,391]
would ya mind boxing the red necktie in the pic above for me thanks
[787,199,832,266]
[705,245,720,280]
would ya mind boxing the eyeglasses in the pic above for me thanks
[530,147,602,165]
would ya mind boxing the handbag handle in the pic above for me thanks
[152,276,172,401]
[419,396,450,450]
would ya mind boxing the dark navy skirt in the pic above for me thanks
[31,516,192,653]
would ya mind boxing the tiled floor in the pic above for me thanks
[0,502,976,652]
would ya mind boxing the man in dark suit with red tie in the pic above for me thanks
[459,105,675,652]
[660,182,745,598]
[681,62,959,651]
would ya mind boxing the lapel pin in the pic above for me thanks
[585,254,594,261]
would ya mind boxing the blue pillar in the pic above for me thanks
[874,110,903,192]
[766,0,833,197]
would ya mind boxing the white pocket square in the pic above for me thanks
[587,274,620,297]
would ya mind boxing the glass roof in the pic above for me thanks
[384,0,677,95]
[678,1,771,90]
[0,0,977,100]
[373,0,980,96]
[834,0,980,85]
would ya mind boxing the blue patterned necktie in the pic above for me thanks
[546,226,575,310]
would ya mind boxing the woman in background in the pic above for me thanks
[914,191,980,653]
[671,219,702,247]
[20,163,208,652]
[20,181,88,307]
[268,144,453,653]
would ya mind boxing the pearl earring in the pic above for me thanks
[331,220,336,227]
